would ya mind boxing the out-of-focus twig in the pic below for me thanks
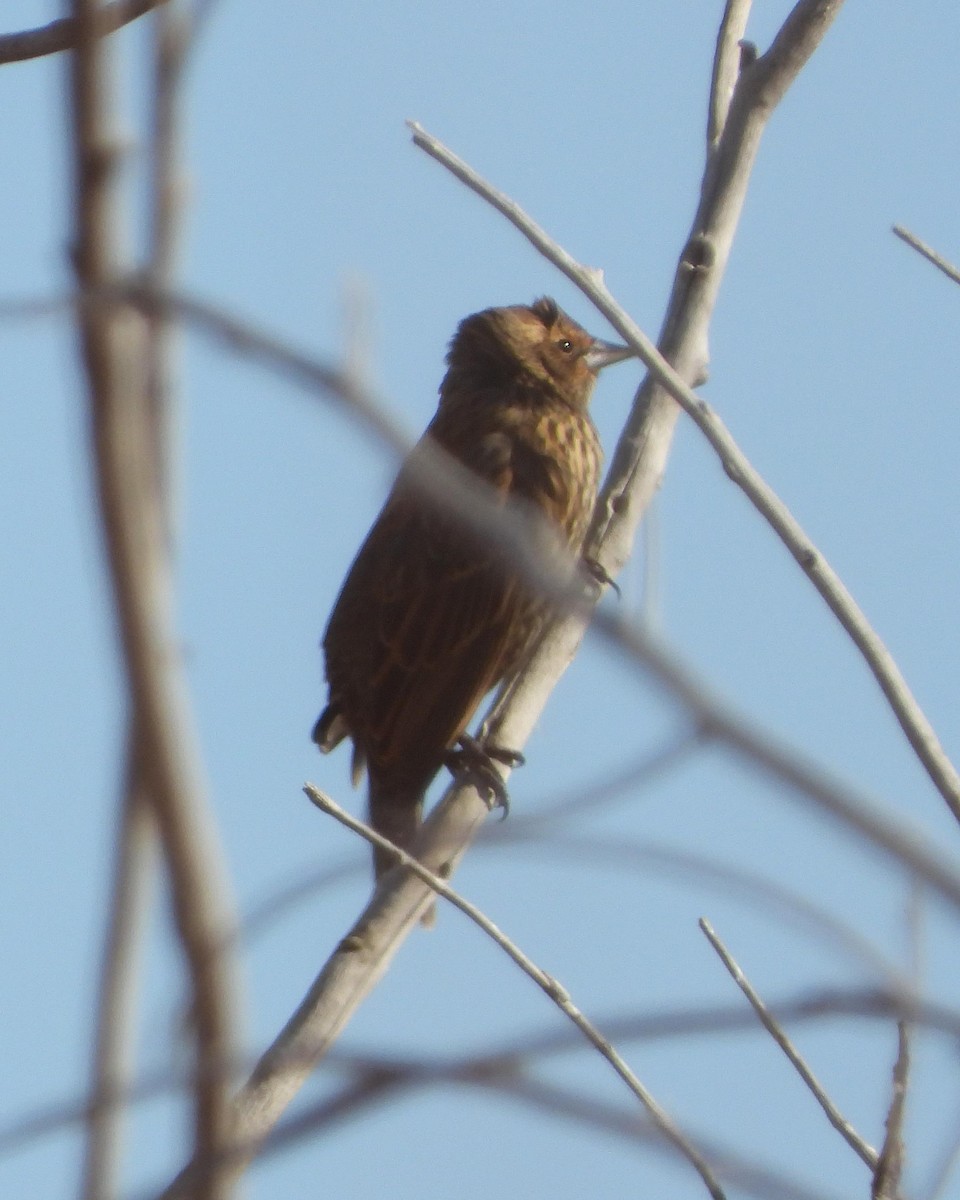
[257,1068,834,1200]
[79,763,155,1200]
[5,982,959,1164]
[0,0,168,64]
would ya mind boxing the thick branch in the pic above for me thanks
[79,768,155,1200]
[67,4,236,1196]
[80,8,194,1199]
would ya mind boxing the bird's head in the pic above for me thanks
[444,297,633,409]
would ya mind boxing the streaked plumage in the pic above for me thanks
[314,297,631,878]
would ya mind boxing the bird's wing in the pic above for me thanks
[323,433,534,777]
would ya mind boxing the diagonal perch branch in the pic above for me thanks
[409,120,960,827]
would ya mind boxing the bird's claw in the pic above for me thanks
[443,734,523,819]
[582,556,621,598]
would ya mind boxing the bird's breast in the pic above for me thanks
[502,404,602,546]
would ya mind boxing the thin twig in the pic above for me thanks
[307,785,728,1200]
[410,123,960,829]
[700,919,878,1169]
[893,225,960,288]
[872,1022,910,1200]
[0,0,168,64]
[509,726,705,824]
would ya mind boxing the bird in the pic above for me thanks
[313,297,633,883]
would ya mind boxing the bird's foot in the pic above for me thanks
[443,734,524,819]
[582,556,621,598]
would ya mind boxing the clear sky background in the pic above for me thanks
[3,3,960,1199]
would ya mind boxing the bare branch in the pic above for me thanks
[66,4,237,1195]
[893,224,960,288]
[708,0,753,149]
[143,0,190,521]
[700,918,878,1169]
[872,1022,910,1200]
[0,0,168,64]
[410,124,960,829]
[79,770,155,1200]
[80,8,194,1198]
[232,789,726,1198]
[159,773,729,1199]
[306,787,727,1200]
[749,0,845,110]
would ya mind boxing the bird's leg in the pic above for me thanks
[443,733,524,819]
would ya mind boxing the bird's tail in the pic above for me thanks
[369,786,424,879]
[368,783,435,926]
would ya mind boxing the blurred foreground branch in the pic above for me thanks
[0,0,168,64]
[67,3,237,1197]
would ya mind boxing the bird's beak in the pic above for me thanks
[584,338,635,373]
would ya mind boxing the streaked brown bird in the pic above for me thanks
[313,297,632,880]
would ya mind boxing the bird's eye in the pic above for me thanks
[557,339,573,353]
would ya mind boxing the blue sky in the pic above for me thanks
[3,3,960,1199]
